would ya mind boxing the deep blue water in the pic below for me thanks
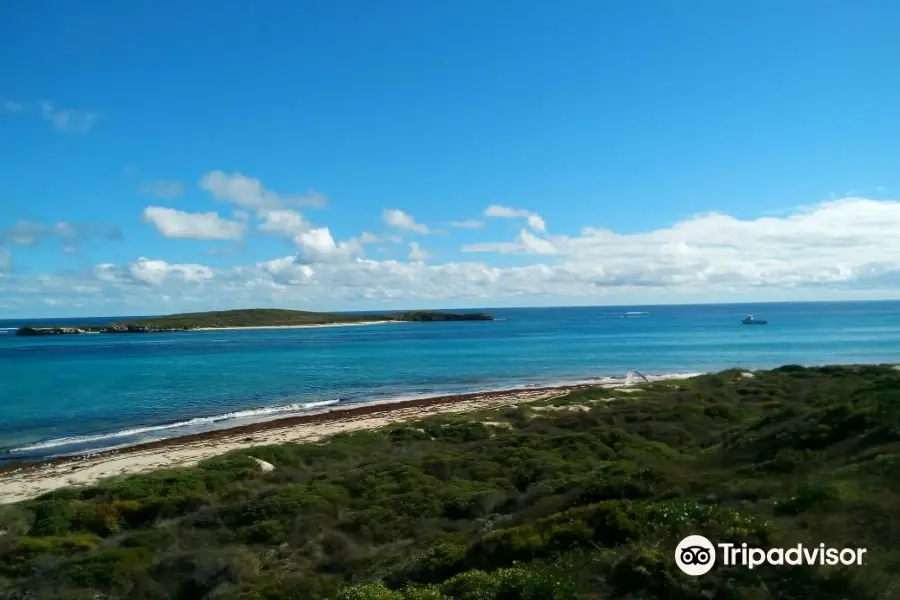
[1,301,899,462]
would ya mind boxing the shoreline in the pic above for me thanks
[192,320,398,331]
[0,373,700,504]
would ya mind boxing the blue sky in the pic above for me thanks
[3,1,900,317]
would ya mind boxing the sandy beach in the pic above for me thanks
[0,373,700,505]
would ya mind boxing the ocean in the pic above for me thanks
[1,301,899,464]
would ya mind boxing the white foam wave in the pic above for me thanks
[329,371,706,412]
[9,399,340,453]
[6,371,706,456]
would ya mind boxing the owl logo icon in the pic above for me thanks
[675,535,716,576]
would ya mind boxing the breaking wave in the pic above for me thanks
[8,399,341,453]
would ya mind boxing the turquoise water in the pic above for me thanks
[1,301,899,462]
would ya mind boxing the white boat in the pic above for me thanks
[741,314,767,325]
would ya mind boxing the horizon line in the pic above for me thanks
[3,297,899,322]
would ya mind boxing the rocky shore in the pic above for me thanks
[16,324,188,336]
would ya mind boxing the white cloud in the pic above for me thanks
[408,242,431,262]
[140,180,184,199]
[129,258,214,286]
[450,219,485,229]
[0,220,121,249]
[143,206,246,241]
[257,255,298,274]
[0,248,10,274]
[383,209,430,233]
[359,231,403,244]
[484,205,546,232]
[199,171,327,210]
[527,214,546,233]
[94,264,121,283]
[257,209,309,237]
[294,227,362,264]
[2,100,23,112]
[484,205,532,218]
[470,197,900,288]
[10,196,900,315]
[463,229,557,255]
[39,101,101,133]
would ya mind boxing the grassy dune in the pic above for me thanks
[1,365,898,599]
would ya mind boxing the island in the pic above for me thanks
[15,308,494,336]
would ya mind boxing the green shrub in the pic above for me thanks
[1,365,898,600]
[62,547,153,589]
[0,534,100,576]
[337,581,403,600]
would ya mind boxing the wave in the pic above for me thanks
[3,370,705,458]
[625,311,649,316]
[7,399,341,453]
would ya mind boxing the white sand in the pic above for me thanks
[0,373,702,505]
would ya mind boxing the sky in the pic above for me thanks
[3,1,900,317]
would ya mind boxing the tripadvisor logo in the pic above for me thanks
[675,535,868,576]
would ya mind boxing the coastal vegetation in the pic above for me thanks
[15,309,494,335]
[1,364,898,599]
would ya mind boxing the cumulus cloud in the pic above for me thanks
[257,209,309,238]
[199,171,327,210]
[383,209,430,233]
[469,197,900,288]
[484,204,546,232]
[450,219,485,229]
[484,205,532,218]
[408,242,431,261]
[94,263,123,283]
[39,101,101,133]
[128,258,214,286]
[9,196,900,315]
[143,206,246,241]
[463,229,557,255]
[526,214,546,233]
[295,227,362,264]
[140,180,184,199]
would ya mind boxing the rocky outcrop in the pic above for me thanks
[100,324,187,333]
[16,327,87,336]
[15,325,189,336]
